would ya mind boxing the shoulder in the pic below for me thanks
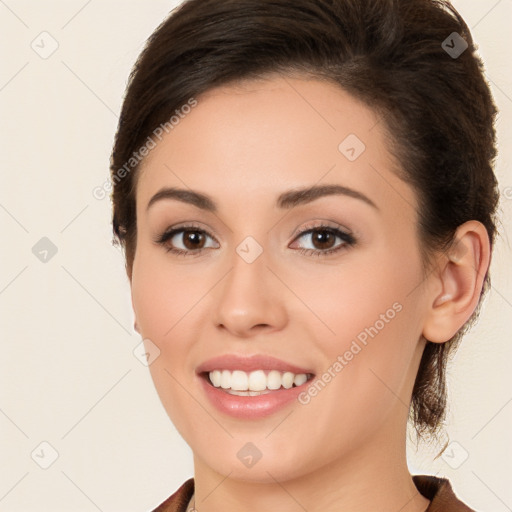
[151,475,475,511]
[413,475,476,511]
[151,477,194,512]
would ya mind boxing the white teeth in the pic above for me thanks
[220,370,231,389]
[248,370,267,391]
[282,372,294,389]
[267,370,282,390]
[210,370,222,387]
[293,373,308,386]
[228,389,271,396]
[208,369,311,391]
[231,370,249,390]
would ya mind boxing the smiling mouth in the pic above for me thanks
[200,370,315,396]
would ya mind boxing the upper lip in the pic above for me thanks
[196,354,315,375]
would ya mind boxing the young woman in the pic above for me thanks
[109,0,499,510]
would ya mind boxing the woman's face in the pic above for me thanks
[130,75,432,482]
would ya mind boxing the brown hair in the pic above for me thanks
[110,0,499,440]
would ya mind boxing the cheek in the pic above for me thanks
[130,244,215,384]
[290,247,424,412]
[131,250,206,437]
[288,246,420,347]
[131,247,202,342]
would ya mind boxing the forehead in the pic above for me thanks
[136,75,415,218]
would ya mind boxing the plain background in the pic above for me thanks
[1,1,511,510]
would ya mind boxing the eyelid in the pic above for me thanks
[156,222,218,240]
[290,219,354,239]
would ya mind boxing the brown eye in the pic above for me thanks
[310,229,336,250]
[182,230,206,250]
[291,225,356,256]
[155,226,220,255]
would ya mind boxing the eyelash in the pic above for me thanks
[295,225,356,257]
[154,222,356,258]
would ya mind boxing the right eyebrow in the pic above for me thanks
[146,187,217,212]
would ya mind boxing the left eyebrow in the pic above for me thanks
[277,184,379,211]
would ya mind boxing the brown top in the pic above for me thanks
[152,475,476,511]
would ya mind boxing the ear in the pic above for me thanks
[422,220,491,343]
[131,287,140,334]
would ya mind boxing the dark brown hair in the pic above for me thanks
[110,0,499,440]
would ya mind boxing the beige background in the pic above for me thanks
[0,1,511,510]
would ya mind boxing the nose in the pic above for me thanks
[213,249,288,338]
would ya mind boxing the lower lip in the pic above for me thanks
[198,374,314,419]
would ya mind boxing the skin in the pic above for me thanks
[129,74,490,512]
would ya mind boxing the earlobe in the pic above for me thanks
[422,221,490,344]
[433,293,453,307]
[130,286,140,334]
